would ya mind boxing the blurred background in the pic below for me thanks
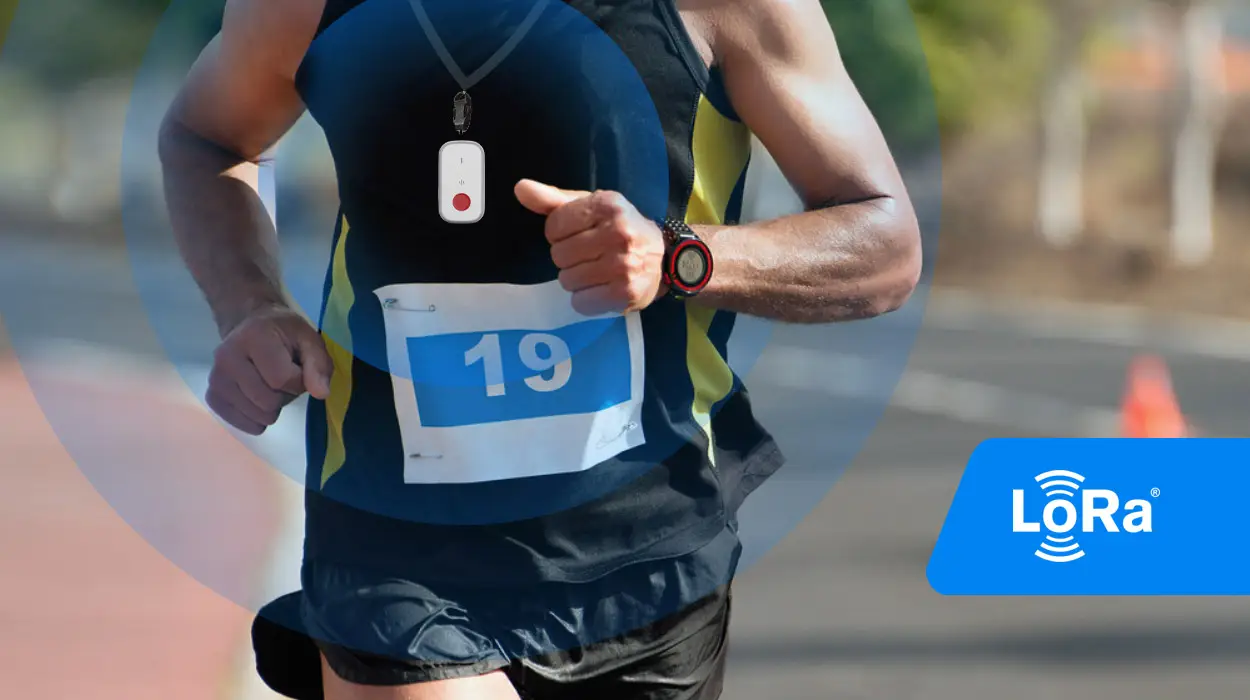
[1,0,1249,699]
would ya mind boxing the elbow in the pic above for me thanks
[870,217,922,316]
[818,202,922,323]
[800,205,920,322]
[157,109,225,172]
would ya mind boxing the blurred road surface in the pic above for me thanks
[4,233,1250,699]
[0,338,285,700]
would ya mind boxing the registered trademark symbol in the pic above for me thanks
[1150,488,1161,498]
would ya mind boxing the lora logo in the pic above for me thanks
[1012,470,1157,563]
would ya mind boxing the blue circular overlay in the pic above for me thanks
[0,0,938,666]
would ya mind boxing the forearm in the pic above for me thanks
[692,196,921,323]
[158,116,289,337]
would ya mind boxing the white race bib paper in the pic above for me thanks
[375,280,646,484]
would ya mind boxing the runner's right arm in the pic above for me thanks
[158,0,320,337]
[159,0,332,435]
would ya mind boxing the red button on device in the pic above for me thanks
[452,193,471,211]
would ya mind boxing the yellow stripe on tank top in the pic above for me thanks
[684,94,750,468]
[320,215,356,489]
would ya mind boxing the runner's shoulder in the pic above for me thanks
[679,0,827,61]
[219,0,325,79]
[163,0,324,159]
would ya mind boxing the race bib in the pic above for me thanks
[374,280,646,484]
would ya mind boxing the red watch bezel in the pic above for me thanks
[664,237,713,295]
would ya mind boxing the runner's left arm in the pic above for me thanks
[690,0,922,323]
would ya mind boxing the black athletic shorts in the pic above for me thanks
[252,548,736,699]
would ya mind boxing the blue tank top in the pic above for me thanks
[295,0,783,585]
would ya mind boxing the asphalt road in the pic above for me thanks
[5,233,1250,700]
[726,335,1250,700]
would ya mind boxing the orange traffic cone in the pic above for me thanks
[1120,355,1187,438]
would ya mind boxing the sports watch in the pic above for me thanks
[659,218,713,299]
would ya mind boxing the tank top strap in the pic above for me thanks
[315,0,366,39]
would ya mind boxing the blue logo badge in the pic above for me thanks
[921,438,1250,596]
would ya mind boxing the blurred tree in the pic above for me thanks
[909,0,1050,133]
[2,0,1045,143]
[0,0,1079,221]
[821,0,935,157]
[0,0,222,221]
[0,0,18,49]
[0,0,221,92]
[1036,0,1106,248]
[1161,0,1227,266]
[824,0,1050,155]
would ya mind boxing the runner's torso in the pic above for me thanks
[295,0,783,584]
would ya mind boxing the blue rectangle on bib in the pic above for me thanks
[406,317,632,427]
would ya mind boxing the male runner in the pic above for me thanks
[159,0,921,698]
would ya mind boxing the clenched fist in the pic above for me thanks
[207,306,333,435]
[515,179,667,316]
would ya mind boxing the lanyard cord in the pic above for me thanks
[406,0,552,92]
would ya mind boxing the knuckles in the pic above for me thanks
[204,385,224,410]
[603,277,645,308]
[253,391,286,414]
[548,190,662,311]
[605,252,632,279]
[590,190,629,218]
[207,352,236,387]
[595,212,652,261]
[212,339,238,366]
[604,213,633,241]
[551,242,582,270]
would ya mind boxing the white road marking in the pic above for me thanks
[25,334,1129,459]
[21,337,206,407]
[927,288,1250,363]
[756,346,1123,438]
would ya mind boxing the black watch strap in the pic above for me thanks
[660,217,692,246]
[660,217,713,299]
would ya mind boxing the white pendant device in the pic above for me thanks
[439,140,486,224]
[408,0,550,224]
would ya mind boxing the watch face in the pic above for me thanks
[675,247,708,286]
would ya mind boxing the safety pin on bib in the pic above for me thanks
[381,298,437,313]
[596,421,639,449]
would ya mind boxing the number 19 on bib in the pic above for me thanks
[407,319,631,426]
[376,280,646,484]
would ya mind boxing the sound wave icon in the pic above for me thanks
[1033,470,1086,563]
